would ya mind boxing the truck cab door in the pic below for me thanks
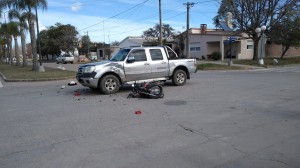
[124,49,151,81]
[149,48,169,79]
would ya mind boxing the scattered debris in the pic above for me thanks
[74,91,81,96]
[57,65,66,70]
[68,81,77,86]
[135,109,142,115]
[61,85,66,89]
[273,59,279,65]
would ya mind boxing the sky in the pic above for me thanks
[2,0,221,43]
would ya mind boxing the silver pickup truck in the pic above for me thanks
[76,46,197,94]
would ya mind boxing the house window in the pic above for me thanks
[190,42,201,52]
[246,40,253,50]
[247,45,253,49]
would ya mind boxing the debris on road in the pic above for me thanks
[135,109,142,115]
[57,65,65,70]
[74,91,81,96]
[68,81,77,86]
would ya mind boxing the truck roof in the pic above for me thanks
[121,46,167,50]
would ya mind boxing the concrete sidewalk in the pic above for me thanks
[197,60,266,70]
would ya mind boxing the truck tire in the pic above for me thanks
[172,69,187,86]
[99,75,120,94]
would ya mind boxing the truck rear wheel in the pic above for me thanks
[172,69,187,86]
[99,75,120,94]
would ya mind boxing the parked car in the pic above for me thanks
[76,46,197,94]
[56,54,74,64]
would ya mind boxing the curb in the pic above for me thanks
[0,72,75,82]
[197,61,266,70]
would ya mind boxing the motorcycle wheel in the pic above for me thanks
[148,85,163,99]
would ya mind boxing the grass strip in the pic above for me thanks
[197,63,245,70]
[0,63,76,80]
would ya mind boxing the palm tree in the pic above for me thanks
[1,22,19,65]
[1,0,47,70]
[0,23,7,63]
[8,9,28,66]
[0,10,7,63]
[0,23,12,64]
[1,23,11,63]
[7,21,20,65]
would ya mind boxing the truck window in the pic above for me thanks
[149,49,163,61]
[111,49,130,61]
[129,49,147,62]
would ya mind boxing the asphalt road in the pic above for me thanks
[0,67,300,168]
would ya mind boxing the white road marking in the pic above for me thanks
[0,81,3,88]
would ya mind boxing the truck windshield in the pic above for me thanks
[110,49,130,61]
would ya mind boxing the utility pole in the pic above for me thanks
[87,31,90,56]
[184,2,195,58]
[159,0,163,45]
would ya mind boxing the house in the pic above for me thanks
[118,36,175,49]
[175,24,254,60]
[176,24,300,60]
[118,36,145,49]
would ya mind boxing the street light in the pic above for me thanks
[255,25,266,65]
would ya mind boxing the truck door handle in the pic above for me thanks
[161,61,167,64]
[144,63,150,65]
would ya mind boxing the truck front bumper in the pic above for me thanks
[77,76,99,88]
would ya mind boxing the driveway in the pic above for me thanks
[0,69,300,168]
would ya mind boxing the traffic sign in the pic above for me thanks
[228,36,237,42]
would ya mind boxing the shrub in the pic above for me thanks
[211,51,221,60]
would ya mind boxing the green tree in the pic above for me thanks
[8,9,29,66]
[39,29,61,59]
[111,41,119,46]
[39,23,78,59]
[9,21,20,65]
[269,8,300,58]
[0,23,10,63]
[55,23,78,54]
[1,0,48,71]
[213,0,236,29]
[80,35,91,56]
[143,23,179,41]
[0,22,17,65]
[215,0,299,60]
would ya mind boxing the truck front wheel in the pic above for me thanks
[172,69,187,86]
[99,75,120,94]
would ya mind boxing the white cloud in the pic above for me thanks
[71,2,82,11]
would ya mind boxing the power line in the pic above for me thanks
[86,4,185,34]
[99,12,186,38]
[78,0,149,31]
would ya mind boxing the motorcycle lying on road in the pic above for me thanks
[127,81,164,99]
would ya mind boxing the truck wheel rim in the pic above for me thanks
[177,73,185,83]
[105,79,117,91]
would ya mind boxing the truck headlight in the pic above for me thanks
[84,66,95,73]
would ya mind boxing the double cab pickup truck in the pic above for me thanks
[76,46,197,94]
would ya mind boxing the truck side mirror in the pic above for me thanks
[127,56,135,63]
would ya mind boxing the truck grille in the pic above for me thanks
[78,67,84,75]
